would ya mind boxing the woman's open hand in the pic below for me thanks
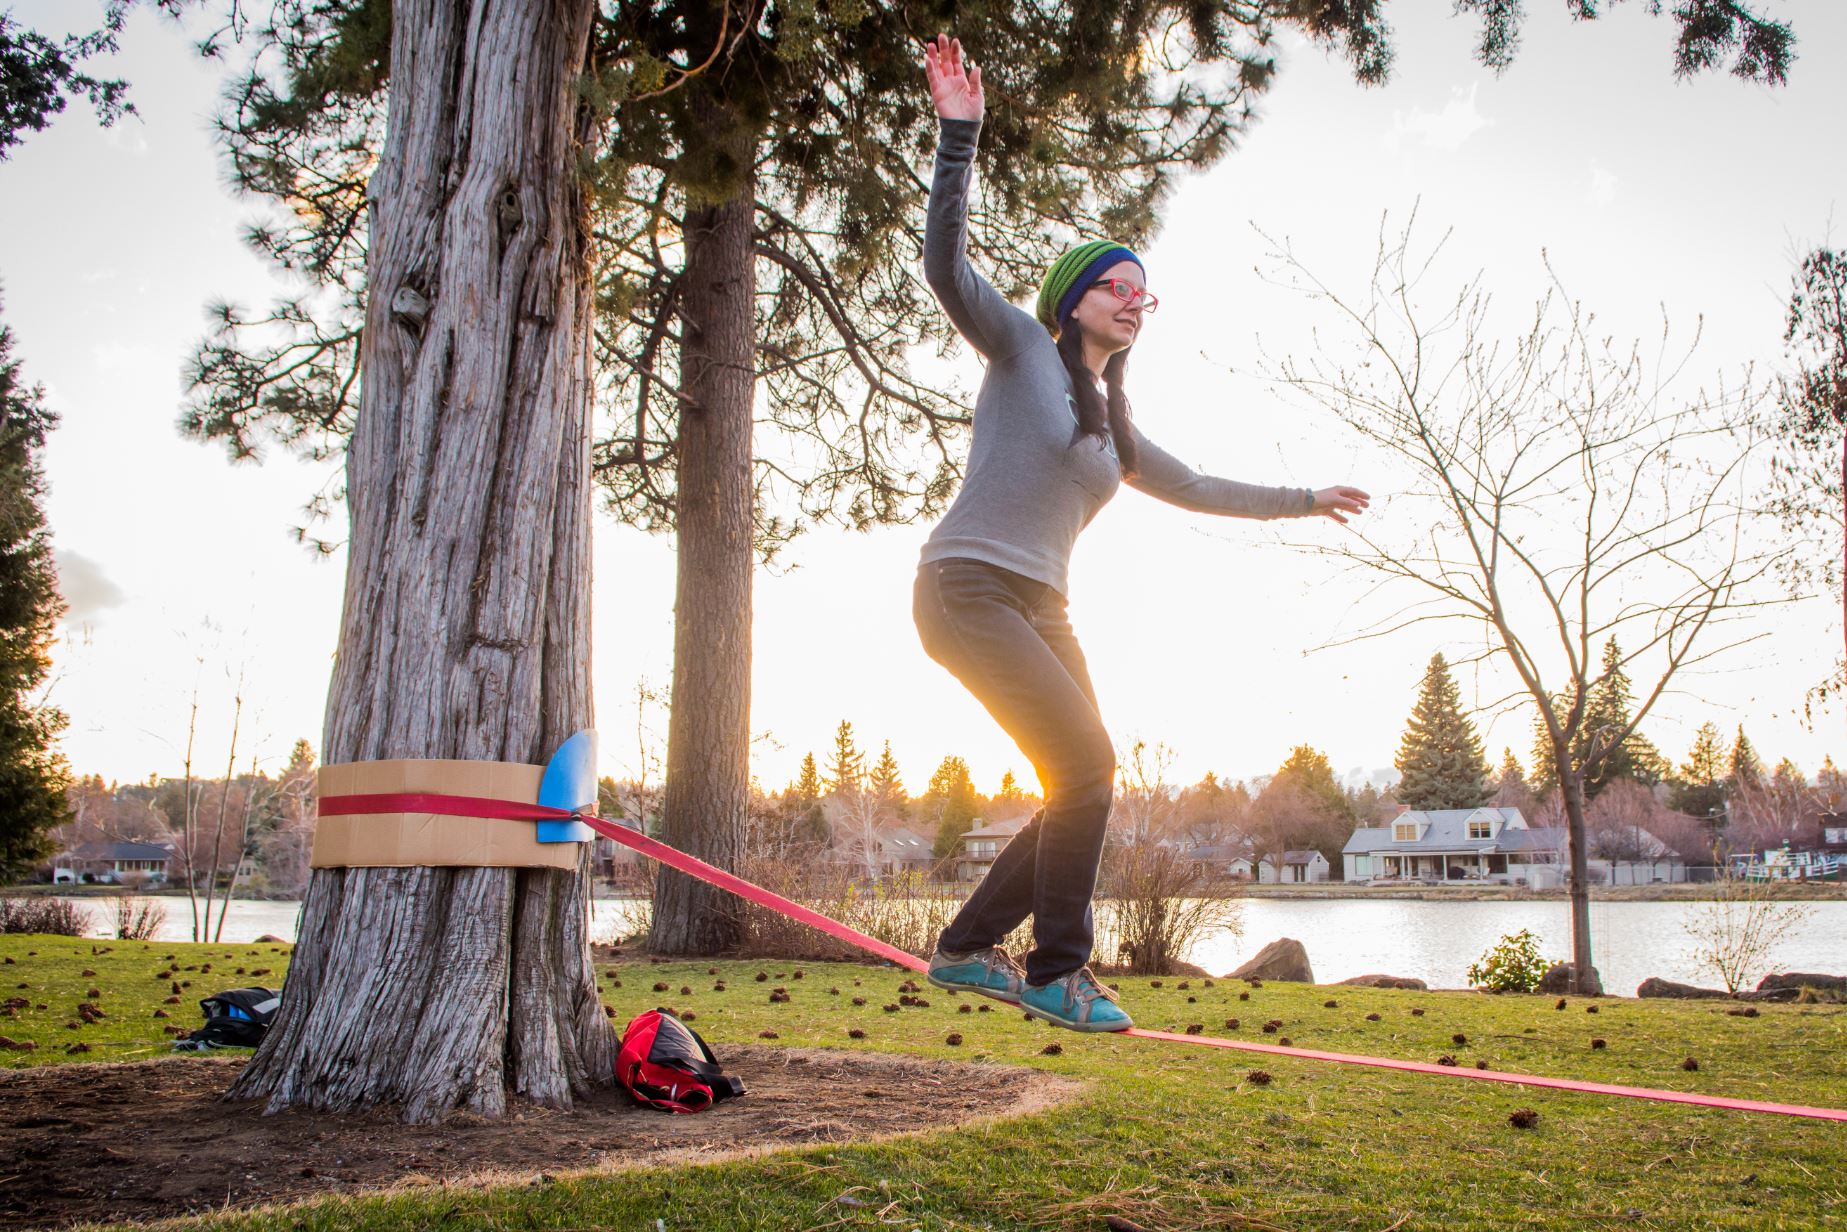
[924,34,983,122]
[1310,486,1371,525]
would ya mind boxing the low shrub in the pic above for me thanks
[1466,929,1551,993]
[0,896,92,936]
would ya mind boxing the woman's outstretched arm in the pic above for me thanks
[921,35,1037,361]
[1127,427,1370,523]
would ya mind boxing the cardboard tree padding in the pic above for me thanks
[312,758,578,870]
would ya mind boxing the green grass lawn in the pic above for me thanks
[3,933,1843,1230]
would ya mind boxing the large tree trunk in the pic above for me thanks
[229,0,610,1123]
[650,121,756,954]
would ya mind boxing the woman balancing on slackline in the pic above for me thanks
[917,35,1370,1033]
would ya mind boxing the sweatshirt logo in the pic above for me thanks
[1066,392,1118,460]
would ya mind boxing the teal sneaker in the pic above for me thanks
[1020,967,1133,1033]
[927,945,1026,1004]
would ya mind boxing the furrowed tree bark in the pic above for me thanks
[228,0,610,1123]
[650,127,756,955]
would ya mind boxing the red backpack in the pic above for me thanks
[616,1008,746,1114]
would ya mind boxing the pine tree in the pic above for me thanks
[783,752,827,846]
[824,721,865,795]
[0,305,72,881]
[925,755,979,859]
[1579,639,1666,798]
[1727,725,1766,790]
[1496,748,1527,794]
[868,741,905,817]
[1393,653,1492,810]
[996,770,1023,802]
[1669,721,1728,823]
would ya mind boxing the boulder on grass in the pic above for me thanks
[253,934,288,944]
[1535,962,1602,996]
[1636,977,1730,1000]
[1337,974,1428,990]
[1755,972,1847,995]
[1229,938,1314,983]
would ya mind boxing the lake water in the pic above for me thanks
[49,894,1847,994]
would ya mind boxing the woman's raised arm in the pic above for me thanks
[921,35,1037,361]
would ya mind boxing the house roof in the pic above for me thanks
[1282,850,1323,864]
[58,841,173,862]
[1186,843,1253,863]
[1343,809,1561,856]
[878,828,933,856]
[962,816,1028,841]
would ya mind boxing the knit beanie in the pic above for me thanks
[1036,240,1144,332]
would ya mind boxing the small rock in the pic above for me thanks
[1337,973,1428,990]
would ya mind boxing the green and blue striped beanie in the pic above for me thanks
[1036,239,1144,332]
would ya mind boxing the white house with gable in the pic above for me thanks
[1342,807,1566,888]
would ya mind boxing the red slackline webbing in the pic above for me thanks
[317,791,1847,1123]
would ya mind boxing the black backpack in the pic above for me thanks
[177,987,281,1050]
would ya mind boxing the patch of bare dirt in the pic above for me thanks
[0,1049,1078,1229]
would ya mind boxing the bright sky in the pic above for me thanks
[3,2,1842,797]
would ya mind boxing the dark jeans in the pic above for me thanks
[914,557,1115,984]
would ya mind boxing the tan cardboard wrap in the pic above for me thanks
[311,758,577,870]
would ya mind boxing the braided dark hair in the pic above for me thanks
[1055,323,1138,477]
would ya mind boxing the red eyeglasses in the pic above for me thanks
[1089,277,1159,312]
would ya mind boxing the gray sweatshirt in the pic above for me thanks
[919,118,1314,595]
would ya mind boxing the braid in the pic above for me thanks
[1055,325,1138,478]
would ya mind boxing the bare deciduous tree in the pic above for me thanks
[1263,216,1791,990]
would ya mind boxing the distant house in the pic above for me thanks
[955,815,1028,881]
[1257,849,1330,884]
[1184,841,1255,880]
[874,827,936,876]
[52,841,172,885]
[1732,814,1847,881]
[1343,807,1567,887]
